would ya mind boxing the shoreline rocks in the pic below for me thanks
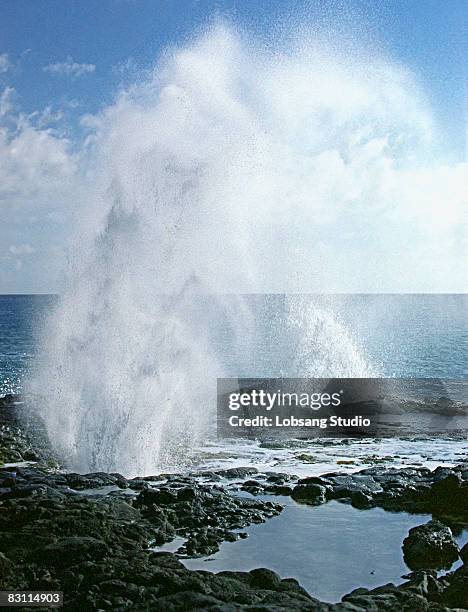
[2,466,468,611]
[402,520,460,570]
[2,395,468,610]
[242,464,468,523]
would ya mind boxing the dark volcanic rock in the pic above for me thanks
[430,473,468,519]
[0,396,53,466]
[64,471,128,490]
[290,464,468,521]
[402,519,460,570]
[265,484,294,495]
[0,468,303,609]
[135,480,282,556]
[439,564,468,609]
[2,463,468,611]
[214,466,259,479]
[349,490,373,509]
[138,487,179,505]
[291,484,327,505]
[37,536,109,566]
[2,397,468,610]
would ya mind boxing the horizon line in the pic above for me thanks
[1,292,468,297]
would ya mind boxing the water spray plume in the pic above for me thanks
[32,24,467,475]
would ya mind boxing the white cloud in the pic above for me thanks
[0,86,14,116]
[0,119,77,209]
[9,243,35,255]
[0,88,78,291]
[43,56,96,78]
[29,105,65,128]
[0,84,75,211]
[0,53,11,74]
[1,26,467,294]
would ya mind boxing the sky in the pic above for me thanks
[0,0,467,293]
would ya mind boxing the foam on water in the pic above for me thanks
[186,436,468,479]
[30,23,466,475]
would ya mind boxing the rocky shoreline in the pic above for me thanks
[1,395,467,611]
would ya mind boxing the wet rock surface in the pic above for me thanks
[0,464,328,611]
[1,396,468,610]
[3,464,468,611]
[403,520,460,570]
[0,395,52,466]
[258,464,468,522]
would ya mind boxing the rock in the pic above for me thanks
[0,552,15,591]
[440,564,468,609]
[0,470,17,487]
[37,536,109,567]
[8,483,48,498]
[291,484,327,505]
[432,466,457,481]
[265,484,293,495]
[265,472,294,484]
[214,467,258,479]
[109,473,129,488]
[176,487,196,502]
[431,474,468,519]
[182,527,227,556]
[402,520,460,570]
[241,485,263,495]
[3,398,468,611]
[4,448,23,461]
[326,474,383,498]
[64,471,126,491]
[134,480,282,556]
[22,449,40,461]
[249,567,282,589]
[128,478,150,490]
[343,589,429,611]
[350,491,373,509]
[399,568,445,599]
[298,476,329,486]
[0,552,12,573]
[147,592,239,611]
[432,473,462,495]
[138,488,179,505]
[242,479,262,487]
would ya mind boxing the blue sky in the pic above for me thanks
[0,1,467,293]
[1,1,465,151]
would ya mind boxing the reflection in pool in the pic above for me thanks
[180,498,468,604]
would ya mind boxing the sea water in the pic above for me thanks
[182,499,468,604]
[2,293,466,399]
[1,293,467,470]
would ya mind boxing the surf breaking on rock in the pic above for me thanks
[31,22,465,476]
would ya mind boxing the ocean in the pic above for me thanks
[0,294,55,397]
[1,293,466,398]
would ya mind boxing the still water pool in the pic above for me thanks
[181,499,468,604]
